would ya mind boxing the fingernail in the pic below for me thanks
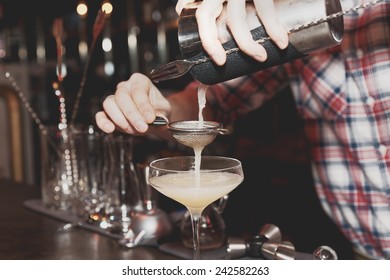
[277,34,289,49]
[213,53,226,66]
[254,47,267,62]
[103,122,114,133]
[278,39,288,49]
[135,120,148,132]
[254,54,266,62]
[144,111,154,122]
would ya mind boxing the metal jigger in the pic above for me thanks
[259,224,282,241]
[227,224,294,259]
[227,224,339,260]
[313,245,338,260]
[261,241,295,260]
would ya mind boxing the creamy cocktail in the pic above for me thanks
[149,171,242,216]
[148,156,243,260]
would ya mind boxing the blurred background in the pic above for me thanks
[0,0,354,258]
[0,0,186,183]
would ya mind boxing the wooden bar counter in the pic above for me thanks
[0,178,178,260]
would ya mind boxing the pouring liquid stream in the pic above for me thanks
[150,84,242,259]
[194,83,209,189]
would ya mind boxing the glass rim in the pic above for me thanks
[149,155,242,173]
[167,120,222,133]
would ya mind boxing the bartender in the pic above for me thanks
[96,0,390,259]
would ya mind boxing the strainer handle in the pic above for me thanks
[217,128,230,135]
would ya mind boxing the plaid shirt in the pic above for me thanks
[204,0,390,259]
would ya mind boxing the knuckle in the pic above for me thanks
[129,72,144,81]
[102,95,114,109]
[116,80,129,91]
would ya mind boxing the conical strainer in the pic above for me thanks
[167,120,229,149]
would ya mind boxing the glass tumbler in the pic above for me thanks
[40,125,89,212]
[103,133,142,234]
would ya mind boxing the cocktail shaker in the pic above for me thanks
[178,0,344,85]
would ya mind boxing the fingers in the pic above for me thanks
[102,94,141,134]
[253,0,288,49]
[118,74,157,124]
[95,111,115,133]
[226,0,267,62]
[96,73,168,135]
[189,0,288,65]
[195,0,226,65]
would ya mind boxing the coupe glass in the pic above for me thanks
[148,156,244,259]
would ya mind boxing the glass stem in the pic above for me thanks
[191,213,201,260]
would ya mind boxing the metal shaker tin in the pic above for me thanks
[178,0,344,85]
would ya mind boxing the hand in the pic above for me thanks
[175,0,289,66]
[95,73,171,134]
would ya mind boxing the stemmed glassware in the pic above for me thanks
[148,155,244,260]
